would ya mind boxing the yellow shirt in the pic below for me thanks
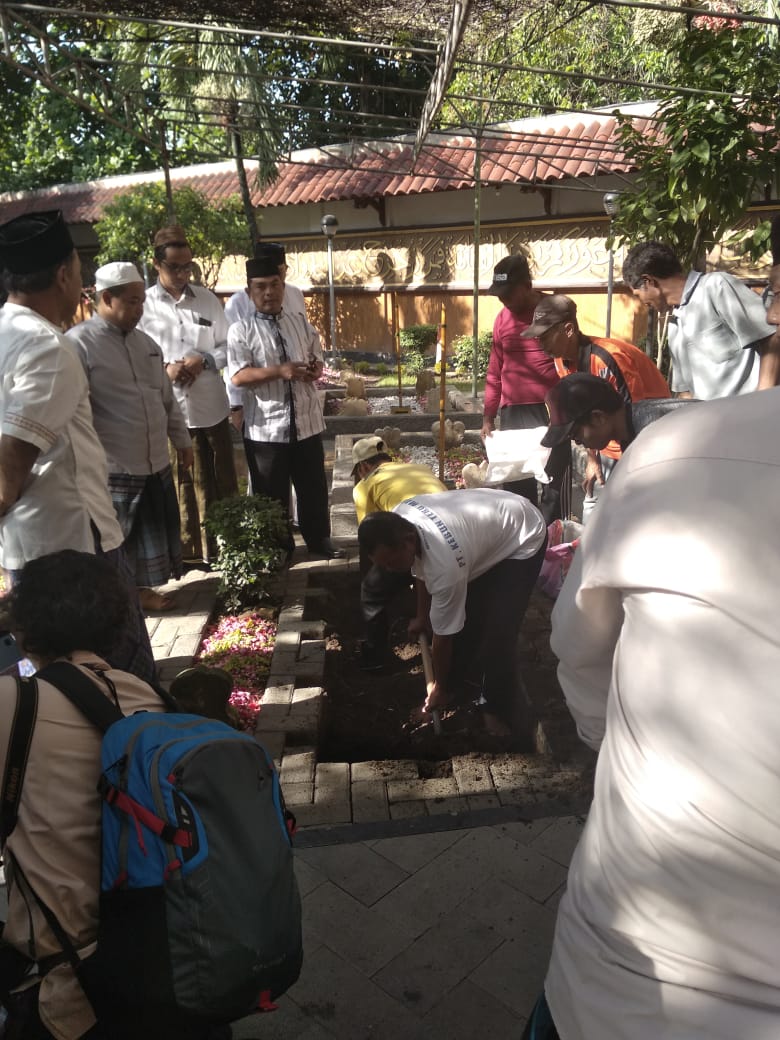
[353,462,446,523]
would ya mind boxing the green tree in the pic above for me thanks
[94,184,251,287]
[612,22,780,267]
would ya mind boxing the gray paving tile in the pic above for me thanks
[293,855,327,898]
[528,815,585,867]
[467,878,558,945]
[370,828,463,873]
[421,978,526,1039]
[493,819,556,845]
[287,944,428,1040]
[295,843,409,906]
[303,881,418,976]
[231,995,334,1040]
[373,906,504,1016]
[469,935,549,1020]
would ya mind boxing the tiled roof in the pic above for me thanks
[0,105,657,225]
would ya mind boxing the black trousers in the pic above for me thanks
[361,563,413,650]
[452,542,546,726]
[500,403,571,523]
[245,433,330,549]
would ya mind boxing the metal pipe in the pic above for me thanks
[438,302,447,485]
[326,236,337,353]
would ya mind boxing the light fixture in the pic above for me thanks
[320,215,338,351]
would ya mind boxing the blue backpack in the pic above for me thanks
[7,662,302,1036]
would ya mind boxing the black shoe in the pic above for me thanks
[307,538,344,559]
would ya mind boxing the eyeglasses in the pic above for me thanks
[161,261,194,275]
[762,285,776,311]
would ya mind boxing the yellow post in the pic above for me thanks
[392,293,403,408]
[438,303,447,484]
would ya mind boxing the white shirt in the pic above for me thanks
[668,270,767,398]
[227,308,325,443]
[546,388,780,1040]
[0,303,123,568]
[223,285,307,409]
[394,489,546,635]
[138,281,229,428]
[67,315,191,474]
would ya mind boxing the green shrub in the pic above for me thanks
[399,324,438,354]
[402,348,426,378]
[355,360,371,375]
[375,362,389,377]
[452,331,493,376]
[204,494,289,610]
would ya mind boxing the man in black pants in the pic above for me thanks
[226,255,342,558]
[358,488,547,742]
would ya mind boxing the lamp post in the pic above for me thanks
[321,214,338,352]
[603,192,621,338]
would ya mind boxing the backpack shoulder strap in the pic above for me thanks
[36,661,124,733]
[1,677,38,843]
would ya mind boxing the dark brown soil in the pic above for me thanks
[311,569,581,764]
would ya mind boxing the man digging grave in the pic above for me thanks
[358,488,547,742]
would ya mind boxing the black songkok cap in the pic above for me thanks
[0,210,74,274]
[246,256,282,281]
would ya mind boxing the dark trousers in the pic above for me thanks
[171,417,238,561]
[452,541,546,728]
[362,563,413,650]
[500,403,571,523]
[245,433,330,550]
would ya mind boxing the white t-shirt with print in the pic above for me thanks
[394,489,546,636]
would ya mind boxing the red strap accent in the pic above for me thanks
[164,858,182,881]
[104,785,192,848]
[256,991,278,1013]
[112,870,129,891]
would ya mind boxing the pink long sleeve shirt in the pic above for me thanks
[483,305,560,418]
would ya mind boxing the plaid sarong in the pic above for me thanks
[108,465,183,588]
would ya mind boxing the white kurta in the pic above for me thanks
[546,388,780,1040]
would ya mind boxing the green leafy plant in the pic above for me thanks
[94,183,252,288]
[354,360,371,374]
[402,348,426,378]
[375,362,389,377]
[612,24,780,268]
[399,324,438,353]
[203,494,289,610]
[452,331,493,376]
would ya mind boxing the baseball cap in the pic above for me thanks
[488,255,531,295]
[94,261,144,293]
[351,435,386,475]
[542,373,622,447]
[522,294,577,338]
[0,210,74,274]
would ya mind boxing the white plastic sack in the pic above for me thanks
[484,427,552,485]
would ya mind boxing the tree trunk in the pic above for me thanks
[232,128,258,247]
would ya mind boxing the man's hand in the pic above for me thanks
[166,360,196,386]
[407,615,431,640]
[178,446,194,470]
[180,355,205,382]
[480,418,495,441]
[279,361,310,382]
[303,357,323,382]
[423,679,447,714]
[228,407,244,432]
[582,450,605,497]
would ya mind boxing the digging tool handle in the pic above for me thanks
[418,633,443,736]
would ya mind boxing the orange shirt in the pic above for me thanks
[555,336,670,460]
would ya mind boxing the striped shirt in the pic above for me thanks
[227,308,326,443]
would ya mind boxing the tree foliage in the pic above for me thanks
[94,184,251,287]
[611,22,780,268]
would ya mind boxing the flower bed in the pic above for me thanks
[196,612,277,731]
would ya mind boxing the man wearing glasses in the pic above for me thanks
[139,225,238,564]
[622,239,780,400]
